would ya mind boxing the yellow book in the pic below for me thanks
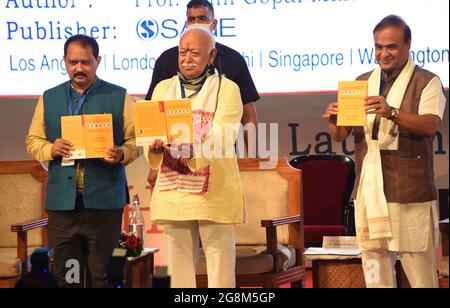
[337,81,368,127]
[61,114,114,159]
[133,100,193,146]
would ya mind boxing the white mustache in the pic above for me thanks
[181,63,198,68]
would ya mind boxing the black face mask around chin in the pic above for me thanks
[177,64,216,91]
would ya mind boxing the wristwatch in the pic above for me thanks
[387,107,400,120]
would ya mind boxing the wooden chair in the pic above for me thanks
[196,158,305,288]
[0,160,48,288]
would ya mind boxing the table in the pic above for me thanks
[308,256,410,288]
[123,248,159,288]
[312,258,366,288]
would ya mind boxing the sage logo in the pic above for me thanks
[136,18,159,41]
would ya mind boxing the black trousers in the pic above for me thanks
[47,193,123,288]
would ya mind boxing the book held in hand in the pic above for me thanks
[337,80,368,127]
[61,114,114,159]
[133,100,193,146]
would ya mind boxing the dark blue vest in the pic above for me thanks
[43,79,129,210]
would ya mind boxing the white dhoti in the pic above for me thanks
[163,220,236,288]
[358,201,440,288]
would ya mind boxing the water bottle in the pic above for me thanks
[128,194,145,242]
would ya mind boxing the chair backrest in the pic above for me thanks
[0,161,47,248]
[235,158,302,246]
[289,155,355,226]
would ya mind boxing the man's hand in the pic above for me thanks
[149,139,168,154]
[147,169,158,187]
[323,101,353,142]
[322,102,339,125]
[365,96,392,118]
[103,145,124,164]
[169,143,195,161]
[51,138,74,158]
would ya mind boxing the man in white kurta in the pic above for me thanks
[146,27,244,288]
[323,15,446,288]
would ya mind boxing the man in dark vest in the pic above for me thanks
[323,15,446,287]
[26,34,139,287]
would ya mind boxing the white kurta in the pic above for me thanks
[146,76,245,225]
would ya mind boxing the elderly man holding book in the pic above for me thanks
[146,26,245,288]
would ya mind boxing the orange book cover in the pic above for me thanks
[61,115,85,159]
[337,80,368,127]
[133,100,193,146]
[61,114,113,159]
